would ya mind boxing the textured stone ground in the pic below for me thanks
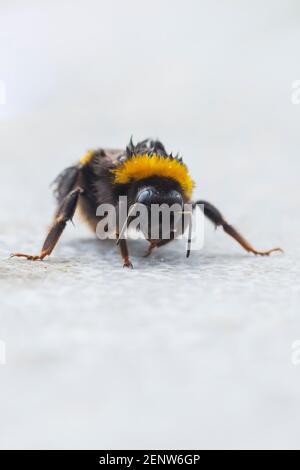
[0,0,299,449]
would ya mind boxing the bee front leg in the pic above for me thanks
[144,236,176,258]
[117,238,133,268]
[143,240,157,258]
[194,200,283,256]
[11,188,83,261]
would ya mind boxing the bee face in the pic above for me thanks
[129,177,185,241]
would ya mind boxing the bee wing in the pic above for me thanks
[51,166,80,205]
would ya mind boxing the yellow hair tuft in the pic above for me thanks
[112,154,194,199]
[79,149,95,166]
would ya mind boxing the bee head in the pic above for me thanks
[129,177,185,241]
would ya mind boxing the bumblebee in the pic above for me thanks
[11,138,282,267]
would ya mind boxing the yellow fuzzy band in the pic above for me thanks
[79,150,95,166]
[111,154,194,199]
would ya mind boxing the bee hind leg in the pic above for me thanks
[11,187,84,261]
[193,200,283,256]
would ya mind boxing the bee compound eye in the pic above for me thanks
[136,188,155,205]
[168,190,183,206]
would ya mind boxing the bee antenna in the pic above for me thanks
[186,212,193,258]
[116,203,138,245]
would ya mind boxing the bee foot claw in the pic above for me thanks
[123,260,133,269]
[253,247,284,256]
[10,252,44,261]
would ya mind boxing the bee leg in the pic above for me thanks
[144,237,175,257]
[117,238,133,268]
[11,188,83,261]
[193,200,283,256]
[143,241,157,257]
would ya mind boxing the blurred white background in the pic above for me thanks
[0,0,300,449]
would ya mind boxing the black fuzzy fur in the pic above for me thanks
[51,139,186,231]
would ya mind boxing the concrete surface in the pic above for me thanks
[0,0,299,449]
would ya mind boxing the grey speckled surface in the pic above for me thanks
[0,0,300,449]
